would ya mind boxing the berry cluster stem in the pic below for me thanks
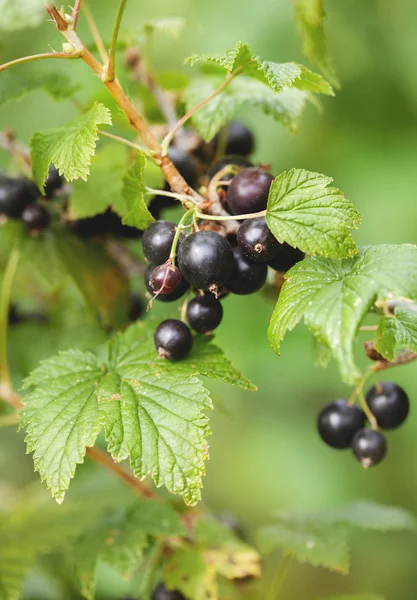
[169,208,195,267]
[0,244,21,390]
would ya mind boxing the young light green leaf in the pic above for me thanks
[0,0,45,31]
[268,245,417,384]
[294,0,340,88]
[30,102,112,192]
[186,41,333,95]
[375,304,417,361]
[266,169,361,258]
[121,151,154,229]
[0,68,80,107]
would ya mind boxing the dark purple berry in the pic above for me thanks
[152,583,186,600]
[365,382,409,429]
[73,210,142,238]
[208,155,253,180]
[218,121,255,157]
[237,217,281,263]
[168,146,199,189]
[154,319,193,360]
[226,247,267,295]
[226,168,274,215]
[142,221,182,265]
[352,429,387,468]
[128,294,143,322]
[187,293,223,333]
[317,399,366,449]
[268,243,305,272]
[21,203,50,231]
[44,165,63,198]
[144,264,189,302]
[0,177,34,218]
[150,264,183,295]
[177,230,233,293]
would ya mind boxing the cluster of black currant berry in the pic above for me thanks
[317,382,410,467]
[141,124,304,361]
[0,166,61,231]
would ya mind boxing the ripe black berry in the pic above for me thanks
[142,221,182,265]
[168,146,199,189]
[177,230,233,293]
[226,168,274,215]
[226,247,267,295]
[152,583,186,600]
[224,121,255,156]
[21,203,50,231]
[44,165,63,198]
[187,293,223,333]
[0,177,34,218]
[128,294,143,322]
[208,155,253,180]
[150,264,183,295]
[268,243,304,272]
[73,210,142,238]
[144,264,189,302]
[352,429,387,468]
[154,319,193,360]
[365,382,410,429]
[317,399,366,449]
[237,217,281,263]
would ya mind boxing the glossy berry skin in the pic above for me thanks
[152,583,186,600]
[317,399,366,449]
[0,177,34,218]
[44,165,63,198]
[177,231,233,292]
[352,429,387,468]
[150,264,183,295]
[237,217,281,263]
[226,168,274,215]
[187,293,223,333]
[365,382,410,429]
[142,221,182,265]
[154,319,193,360]
[268,243,304,272]
[225,121,255,156]
[144,264,189,302]
[226,247,267,295]
[21,203,50,231]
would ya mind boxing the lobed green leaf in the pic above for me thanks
[121,151,154,229]
[375,304,417,361]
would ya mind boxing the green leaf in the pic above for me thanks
[0,0,45,31]
[186,41,333,95]
[0,68,80,107]
[30,102,112,192]
[294,0,340,88]
[121,151,154,229]
[330,501,417,532]
[266,169,361,258]
[375,304,417,361]
[69,145,129,220]
[268,244,417,384]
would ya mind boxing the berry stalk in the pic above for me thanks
[0,244,21,390]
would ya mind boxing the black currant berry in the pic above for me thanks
[177,230,233,293]
[226,247,267,295]
[268,243,305,272]
[44,165,63,198]
[168,146,199,189]
[317,399,366,449]
[224,121,255,156]
[21,203,50,232]
[150,264,183,295]
[154,319,193,360]
[208,155,253,180]
[73,210,142,238]
[144,264,189,302]
[226,168,274,215]
[187,293,223,333]
[128,294,143,322]
[237,217,281,263]
[152,583,186,600]
[0,177,34,218]
[352,429,387,468]
[365,382,410,429]
[142,221,182,265]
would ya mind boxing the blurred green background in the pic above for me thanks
[1,0,417,598]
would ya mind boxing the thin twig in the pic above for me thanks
[82,1,108,63]
[72,0,82,28]
[195,209,267,222]
[97,129,149,155]
[0,246,21,389]
[0,384,23,409]
[105,0,127,82]
[0,51,81,73]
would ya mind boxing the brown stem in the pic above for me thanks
[364,341,417,371]
[0,51,81,73]
[0,384,23,409]
[72,0,82,28]
[0,131,31,169]
[46,5,70,31]
[86,446,156,498]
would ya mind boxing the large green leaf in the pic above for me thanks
[30,103,112,192]
[268,244,417,383]
[0,68,79,107]
[121,151,154,229]
[266,169,361,258]
[375,304,417,361]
